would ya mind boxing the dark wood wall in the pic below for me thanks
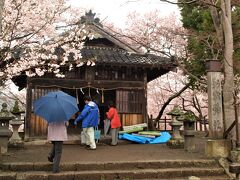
[25,87,60,139]
[25,65,148,138]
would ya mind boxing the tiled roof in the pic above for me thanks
[81,46,176,68]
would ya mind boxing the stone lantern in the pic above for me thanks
[11,100,25,118]
[178,111,197,152]
[0,103,15,154]
[9,100,24,148]
[166,105,184,148]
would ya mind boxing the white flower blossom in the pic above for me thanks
[76,62,84,67]
[35,68,45,76]
[1,0,89,82]
[69,64,73,71]
[87,60,91,66]
[53,69,60,74]
[56,73,65,78]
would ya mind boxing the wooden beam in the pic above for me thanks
[28,78,144,89]
[29,78,88,88]
[93,80,144,89]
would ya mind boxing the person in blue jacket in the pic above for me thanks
[74,95,99,150]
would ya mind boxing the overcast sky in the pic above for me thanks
[67,0,180,27]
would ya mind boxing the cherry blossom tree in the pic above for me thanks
[148,71,208,121]
[0,0,95,83]
[120,10,187,58]
[110,10,209,122]
[0,80,25,107]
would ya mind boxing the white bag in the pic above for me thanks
[81,131,85,144]
[104,119,111,136]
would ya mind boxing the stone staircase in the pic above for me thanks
[0,159,231,180]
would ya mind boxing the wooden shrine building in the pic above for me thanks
[14,11,177,139]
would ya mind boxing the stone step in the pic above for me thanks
[0,159,219,172]
[0,167,227,180]
[139,176,231,180]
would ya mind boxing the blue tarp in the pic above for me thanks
[119,132,171,144]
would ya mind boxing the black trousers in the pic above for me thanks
[49,141,63,172]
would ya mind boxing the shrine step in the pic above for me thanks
[0,168,229,180]
[0,159,220,171]
[0,159,230,179]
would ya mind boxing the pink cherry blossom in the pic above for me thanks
[0,0,94,81]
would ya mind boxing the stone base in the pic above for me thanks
[230,149,240,162]
[8,140,24,148]
[0,137,10,154]
[205,139,231,158]
[184,138,197,153]
[167,139,184,149]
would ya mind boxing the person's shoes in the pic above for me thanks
[86,147,96,150]
[110,143,117,146]
[85,145,91,149]
[110,144,117,146]
[53,170,60,173]
[47,156,53,163]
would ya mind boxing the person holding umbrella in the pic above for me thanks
[33,91,79,173]
[74,95,99,150]
[47,121,68,173]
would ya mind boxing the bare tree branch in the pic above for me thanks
[155,82,191,121]
[0,90,25,106]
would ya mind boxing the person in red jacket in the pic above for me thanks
[106,101,121,146]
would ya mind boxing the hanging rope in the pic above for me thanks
[96,88,100,94]
[34,84,144,91]
[75,88,79,104]
[80,88,85,95]
[101,88,104,103]
[88,86,91,97]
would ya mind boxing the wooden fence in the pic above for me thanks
[148,115,209,132]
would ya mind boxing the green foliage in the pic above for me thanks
[12,100,20,114]
[180,4,214,32]
[167,105,184,116]
[232,6,240,71]
[185,37,206,76]
[180,111,197,122]
[178,1,240,87]
[178,1,216,85]
[11,100,24,115]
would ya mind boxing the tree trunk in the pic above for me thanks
[208,0,235,138]
[221,0,235,139]
[0,0,4,35]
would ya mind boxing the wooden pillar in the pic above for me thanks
[143,72,148,127]
[85,66,94,83]
[24,81,32,140]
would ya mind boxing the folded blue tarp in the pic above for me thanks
[119,132,171,144]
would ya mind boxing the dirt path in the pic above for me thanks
[2,142,207,163]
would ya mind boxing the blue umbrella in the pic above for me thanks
[33,91,79,123]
